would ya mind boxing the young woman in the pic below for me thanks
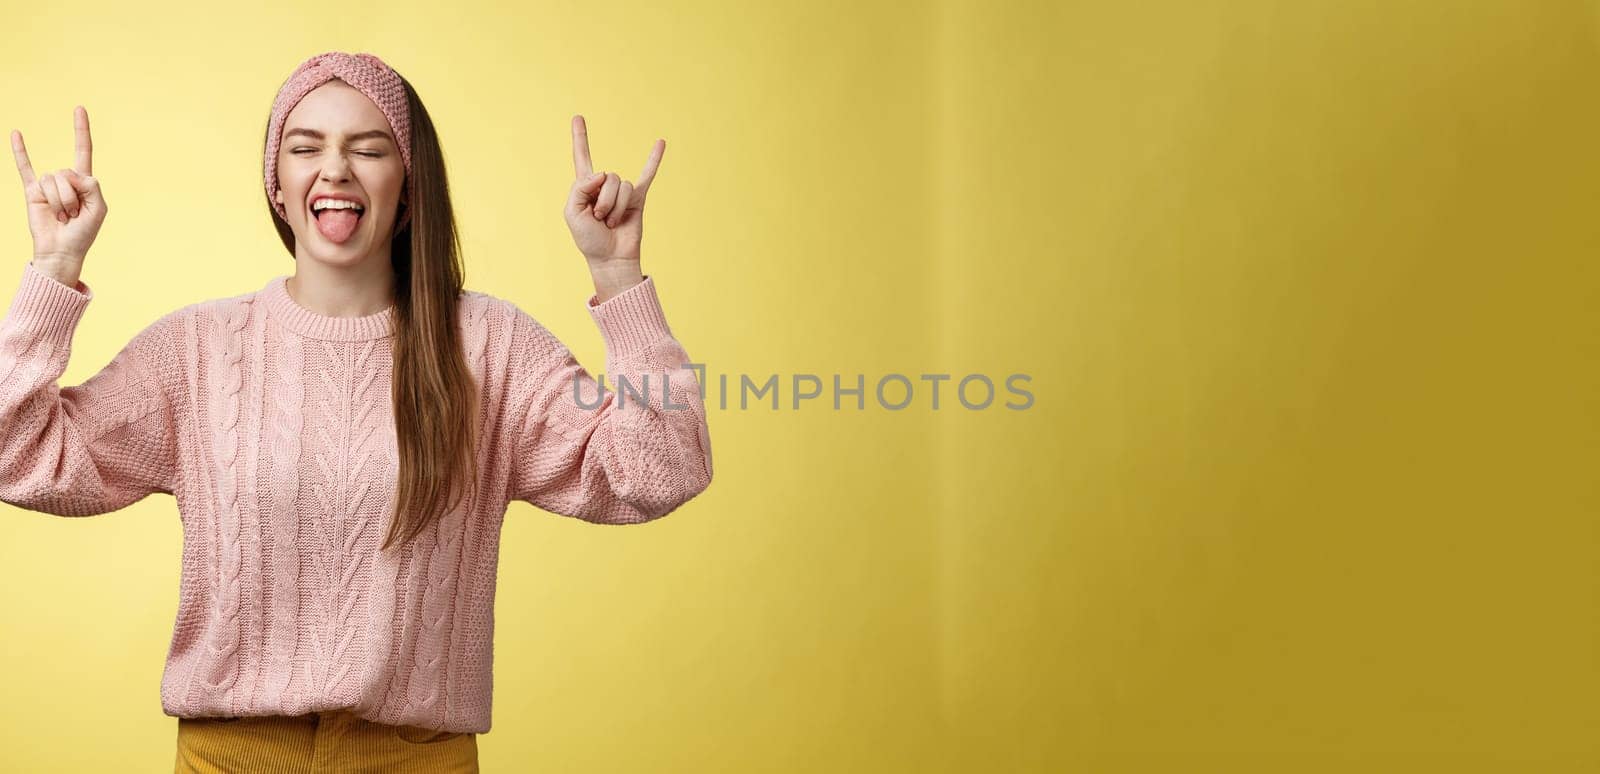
[2,51,713,772]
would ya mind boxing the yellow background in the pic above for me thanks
[1,1,1596,771]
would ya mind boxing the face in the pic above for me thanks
[274,80,406,268]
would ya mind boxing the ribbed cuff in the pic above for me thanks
[9,261,93,341]
[587,274,673,360]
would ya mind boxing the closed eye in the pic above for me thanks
[290,148,384,158]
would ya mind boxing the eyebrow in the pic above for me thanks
[283,128,394,144]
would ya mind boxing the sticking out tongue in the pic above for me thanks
[315,208,361,244]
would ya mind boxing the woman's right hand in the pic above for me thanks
[11,105,106,285]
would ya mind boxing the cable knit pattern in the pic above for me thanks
[405,294,490,725]
[198,296,252,701]
[0,261,713,733]
[259,329,304,713]
[309,338,382,699]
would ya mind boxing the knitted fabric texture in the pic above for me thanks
[0,263,713,734]
[264,51,412,225]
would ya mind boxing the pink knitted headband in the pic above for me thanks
[263,51,412,229]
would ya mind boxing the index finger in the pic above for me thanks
[571,114,593,180]
[11,130,36,188]
[74,105,92,176]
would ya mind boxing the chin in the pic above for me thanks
[311,248,368,266]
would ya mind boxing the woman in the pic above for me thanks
[2,51,713,772]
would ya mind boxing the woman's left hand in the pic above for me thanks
[564,114,662,268]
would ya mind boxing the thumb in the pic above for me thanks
[63,170,103,209]
[567,171,606,210]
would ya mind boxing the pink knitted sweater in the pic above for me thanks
[0,261,712,733]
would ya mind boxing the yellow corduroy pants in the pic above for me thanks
[174,709,479,773]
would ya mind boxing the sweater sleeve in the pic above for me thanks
[506,275,713,524]
[0,261,181,516]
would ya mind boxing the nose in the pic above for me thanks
[318,154,352,183]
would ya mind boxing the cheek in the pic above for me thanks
[376,180,405,210]
[276,163,309,197]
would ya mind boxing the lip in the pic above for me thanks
[308,191,368,212]
[307,192,367,244]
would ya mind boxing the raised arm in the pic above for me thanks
[506,276,712,524]
[0,262,181,516]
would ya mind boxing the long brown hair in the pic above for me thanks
[265,74,479,552]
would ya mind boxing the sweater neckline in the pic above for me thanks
[259,274,397,341]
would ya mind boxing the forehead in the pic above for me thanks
[284,80,391,136]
